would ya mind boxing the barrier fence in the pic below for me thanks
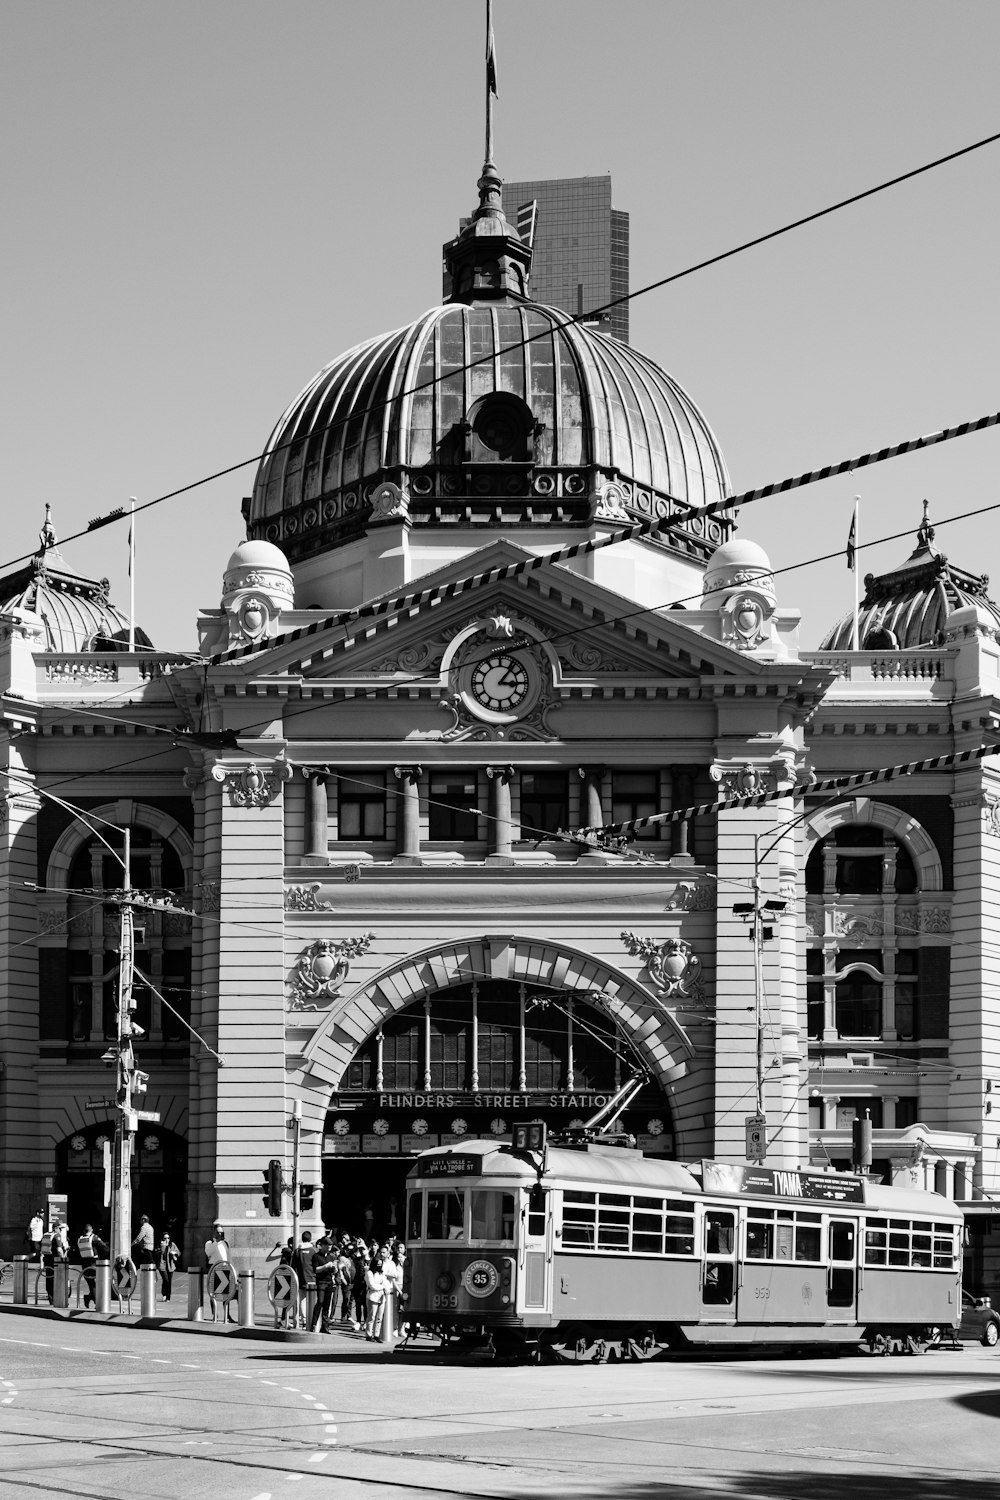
[3,1254,397,1342]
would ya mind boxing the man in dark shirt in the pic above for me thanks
[292,1231,316,1330]
[310,1235,337,1333]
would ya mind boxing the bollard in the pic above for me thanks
[305,1284,317,1332]
[238,1269,255,1329]
[187,1266,204,1322]
[380,1287,395,1345]
[139,1264,157,1317]
[51,1261,69,1310]
[12,1255,28,1305]
[95,1260,111,1314]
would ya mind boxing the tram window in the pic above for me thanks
[562,1192,596,1248]
[596,1209,630,1250]
[888,1232,909,1266]
[407,1193,423,1242]
[864,1228,888,1266]
[635,1196,663,1211]
[426,1189,465,1241]
[603,1193,630,1207]
[795,1225,821,1262]
[664,1215,694,1256]
[775,1223,794,1260]
[706,1213,734,1255]
[911,1233,932,1266]
[634,1212,665,1255]
[746,1219,774,1260]
[471,1190,516,1242]
[933,1236,956,1269]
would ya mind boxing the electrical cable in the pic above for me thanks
[3,125,997,575]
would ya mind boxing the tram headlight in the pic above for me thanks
[435,1271,455,1294]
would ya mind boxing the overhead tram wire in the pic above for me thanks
[2,124,999,578]
[11,493,1000,863]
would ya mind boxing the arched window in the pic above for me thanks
[805,816,940,1044]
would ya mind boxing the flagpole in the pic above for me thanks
[851,495,860,651]
[485,0,494,164]
[128,496,136,653]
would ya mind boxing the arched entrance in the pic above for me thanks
[55,1123,188,1241]
[303,932,693,1239]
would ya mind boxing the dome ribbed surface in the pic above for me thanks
[248,301,731,557]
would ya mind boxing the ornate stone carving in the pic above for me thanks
[710,761,776,799]
[720,593,773,651]
[285,883,335,912]
[287,932,376,1010]
[559,640,630,673]
[805,901,823,938]
[591,482,630,523]
[983,795,1000,836]
[197,880,220,913]
[37,904,69,936]
[620,931,704,1002]
[664,881,715,912]
[367,481,410,525]
[486,614,514,639]
[831,909,885,942]
[895,906,951,935]
[212,761,292,808]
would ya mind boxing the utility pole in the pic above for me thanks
[110,828,134,1262]
[734,832,788,1163]
[290,1100,301,1251]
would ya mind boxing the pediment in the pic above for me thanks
[218,539,769,688]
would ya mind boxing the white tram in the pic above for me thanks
[403,1140,963,1360]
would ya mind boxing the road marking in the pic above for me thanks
[151,1358,171,1364]
[119,1354,141,1360]
[307,1453,326,1463]
[282,1386,300,1393]
[181,1362,201,1368]
[249,1493,273,1499]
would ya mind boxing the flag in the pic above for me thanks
[846,511,856,572]
[486,2,498,98]
[127,523,133,577]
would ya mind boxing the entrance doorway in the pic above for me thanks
[321,1157,409,1242]
[56,1123,188,1242]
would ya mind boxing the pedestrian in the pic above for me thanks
[364,1250,389,1341]
[157,1230,180,1300]
[383,1243,404,1335]
[131,1213,155,1267]
[292,1231,317,1330]
[350,1241,369,1331]
[310,1235,337,1333]
[26,1208,43,1263]
[334,1242,355,1324]
[265,1238,295,1328]
[204,1225,234,1323]
[77,1223,108,1309]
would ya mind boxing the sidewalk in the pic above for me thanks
[0,1268,415,1350]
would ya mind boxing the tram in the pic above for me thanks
[403,1137,963,1361]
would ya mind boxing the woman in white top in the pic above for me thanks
[382,1248,403,1334]
[364,1253,389,1341]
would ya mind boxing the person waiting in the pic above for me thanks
[204,1226,234,1322]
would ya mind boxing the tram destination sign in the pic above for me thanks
[422,1155,480,1177]
[702,1161,867,1204]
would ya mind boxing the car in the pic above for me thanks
[959,1289,1000,1347]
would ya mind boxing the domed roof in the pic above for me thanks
[225,538,291,574]
[246,162,733,569]
[821,505,1000,650]
[0,511,153,653]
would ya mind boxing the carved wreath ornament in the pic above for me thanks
[287,932,375,1011]
[620,932,704,1003]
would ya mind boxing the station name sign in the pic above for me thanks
[376,1092,617,1110]
[702,1161,867,1204]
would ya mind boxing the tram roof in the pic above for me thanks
[408,1141,703,1191]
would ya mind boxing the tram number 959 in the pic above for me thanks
[433,1293,458,1308]
[754,1286,771,1301]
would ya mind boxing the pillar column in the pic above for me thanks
[577,766,604,829]
[486,765,514,859]
[303,769,329,862]
[393,765,422,863]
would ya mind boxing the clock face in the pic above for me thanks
[470,653,530,714]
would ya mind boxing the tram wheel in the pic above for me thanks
[868,1332,889,1356]
[626,1329,665,1362]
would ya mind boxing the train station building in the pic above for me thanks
[1,146,998,1291]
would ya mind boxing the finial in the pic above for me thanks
[917,498,935,550]
[485,0,498,168]
[39,503,58,554]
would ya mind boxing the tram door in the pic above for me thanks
[701,1207,737,1321]
[520,1184,551,1314]
[827,1219,857,1315]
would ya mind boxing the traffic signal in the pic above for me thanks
[512,1121,546,1154]
[263,1158,284,1216]
[299,1183,314,1212]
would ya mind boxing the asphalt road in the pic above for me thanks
[0,1306,998,1500]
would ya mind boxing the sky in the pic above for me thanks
[4,0,1000,653]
